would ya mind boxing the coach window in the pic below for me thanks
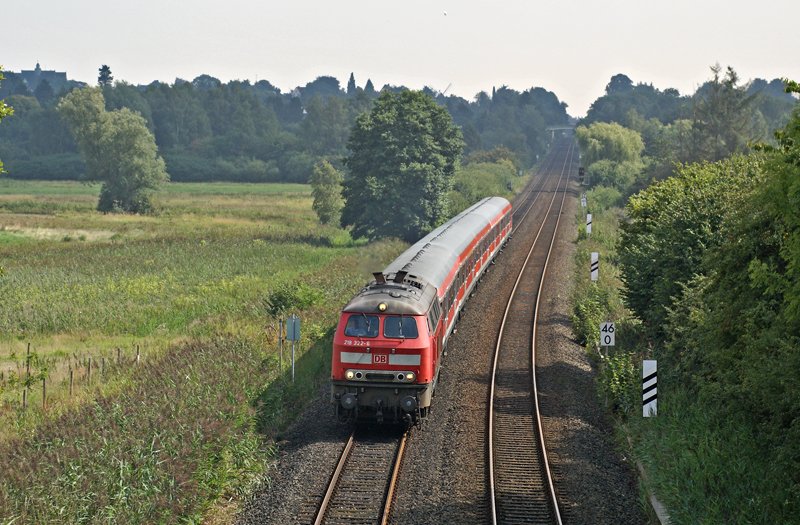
[344,314,379,337]
[384,316,419,338]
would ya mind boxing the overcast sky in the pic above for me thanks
[3,0,798,116]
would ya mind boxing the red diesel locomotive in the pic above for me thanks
[331,196,513,424]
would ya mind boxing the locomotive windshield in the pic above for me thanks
[383,316,419,339]
[344,314,379,337]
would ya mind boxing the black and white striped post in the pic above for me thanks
[643,360,657,417]
[590,252,599,281]
[586,213,592,236]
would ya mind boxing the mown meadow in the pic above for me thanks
[0,179,405,523]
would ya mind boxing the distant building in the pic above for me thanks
[19,63,69,93]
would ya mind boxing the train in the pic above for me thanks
[330,196,513,424]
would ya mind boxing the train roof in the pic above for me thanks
[383,196,511,290]
[342,196,511,316]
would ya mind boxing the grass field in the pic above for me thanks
[0,179,406,523]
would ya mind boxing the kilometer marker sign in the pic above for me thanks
[600,321,615,346]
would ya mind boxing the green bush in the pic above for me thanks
[598,351,638,415]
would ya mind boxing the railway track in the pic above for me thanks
[313,428,408,525]
[488,138,575,525]
[310,140,574,525]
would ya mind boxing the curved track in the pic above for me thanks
[489,138,576,525]
[312,139,575,525]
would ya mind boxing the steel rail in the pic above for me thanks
[488,138,574,525]
[510,143,564,236]
[380,430,409,525]
[314,431,356,525]
[314,429,408,525]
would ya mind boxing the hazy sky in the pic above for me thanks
[3,0,798,116]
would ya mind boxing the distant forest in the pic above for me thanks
[581,72,795,142]
[0,71,569,183]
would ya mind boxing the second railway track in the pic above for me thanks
[489,139,576,525]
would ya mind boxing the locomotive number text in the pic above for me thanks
[343,340,370,346]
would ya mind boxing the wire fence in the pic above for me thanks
[0,343,143,414]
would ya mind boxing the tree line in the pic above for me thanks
[0,67,568,185]
[576,66,798,201]
[576,67,800,520]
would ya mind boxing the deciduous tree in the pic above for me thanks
[58,87,167,213]
[0,67,14,173]
[341,90,463,242]
[310,159,344,225]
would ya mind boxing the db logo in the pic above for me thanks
[373,354,388,364]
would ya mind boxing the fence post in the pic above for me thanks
[42,377,46,411]
[22,388,27,410]
[136,345,140,365]
[88,356,92,385]
[25,343,31,404]
[117,347,121,365]
[69,366,74,397]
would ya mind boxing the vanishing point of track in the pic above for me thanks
[312,138,575,525]
[489,138,575,525]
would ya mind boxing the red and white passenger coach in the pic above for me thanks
[331,196,512,423]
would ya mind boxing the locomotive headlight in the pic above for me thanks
[378,302,387,312]
[405,372,416,382]
[345,370,355,380]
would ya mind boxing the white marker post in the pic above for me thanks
[590,252,599,281]
[581,194,587,208]
[586,213,593,236]
[286,314,301,382]
[643,360,657,417]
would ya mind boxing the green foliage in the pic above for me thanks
[618,155,764,336]
[58,88,168,213]
[615,80,800,521]
[584,74,689,125]
[310,159,344,225]
[598,351,639,415]
[0,71,570,185]
[571,284,608,346]
[0,66,14,173]
[576,122,644,166]
[586,185,622,210]
[97,64,113,87]
[341,90,464,242]
[0,337,272,524]
[585,158,643,192]
[691,65,765,161]
[631,386,799,523]
[448,159,518,213]
[263,281,324,318]
[0,180,408,521]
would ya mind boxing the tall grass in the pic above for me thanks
[0,180,407,522]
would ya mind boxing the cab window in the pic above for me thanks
[344,314,379,337]
[383,316,419,339]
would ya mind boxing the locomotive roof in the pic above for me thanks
[383,196,510,290]
[341,280,439,316]
[342,196,510,316]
